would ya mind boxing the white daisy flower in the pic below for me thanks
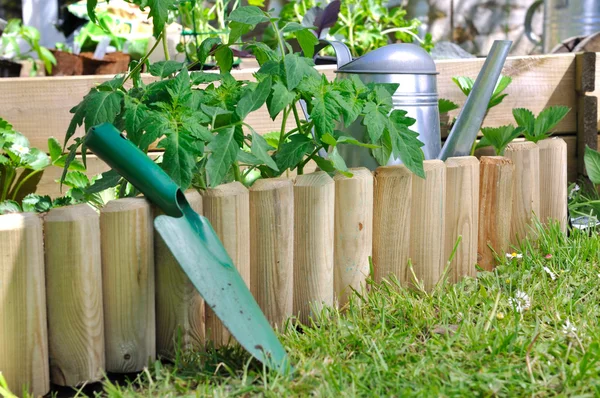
[509,290,531,313]
[562,318,577,336]
[10,144,29,156]
[506,252,523,260]
[569,184,580,199]
[543,266,557,281]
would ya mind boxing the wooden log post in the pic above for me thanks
[202,182,250,346]
[249,178,294,329]
[538,138,568,232]
[410,160,446,291]
[100,198,155,373]
[155,191,205,359]
[293,172,335,324]
[444,157,479,283]
[505,142,540,245]
[0,213,49,397]
[44,205,104,386]
[478,156,515,271]
[373,165,412,284]
[333,168,373,307]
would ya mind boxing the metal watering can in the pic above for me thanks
[525,0,600,53]
[309,40,512,167]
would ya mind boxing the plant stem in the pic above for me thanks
[232,162,242,182]
[278,107,291,150]
[0,168,16,202]
[162,26,170,61]
[298,147,321,172]
[122,32,164,85]
[10,169,41,201]
[271,20,286,57]
[292,103,305,136]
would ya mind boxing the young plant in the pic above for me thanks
[451,75,512,110]
[0,118,86,214]
[567,146,600,222]
[0,19,56,74]
[475,125,523,156]
[512,106,570,143]
[63,5,425,196]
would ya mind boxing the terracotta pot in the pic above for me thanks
[51,50,84,76]
[80,52,131,75]
[0,60,22,78]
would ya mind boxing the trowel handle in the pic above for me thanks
[86,123,185,217]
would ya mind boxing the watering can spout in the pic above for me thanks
[438,40,513,161]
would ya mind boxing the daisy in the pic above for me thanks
[543,266,557,280]
[506,252,523,260]
[509,290,531,313]
[562,318,577,336]
[10,144,29,156]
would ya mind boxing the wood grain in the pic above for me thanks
[249,178,294,329]
[333,168,373,307]
[201,182,250,346]
[0,213,49,397]
[100,198,155,373]
[577,95,598,175]
[409,160,446,291]
[505,142,541,245]
[155,191,205,359]
[478,157,515,271]
[293,172,335,324]
[444,157,479,283]
[538,138,568,232]
[372,165,412,284]
[44,204,105,386]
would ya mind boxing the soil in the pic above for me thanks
[0,59,22,77]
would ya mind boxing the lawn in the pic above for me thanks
[6,221,600,397]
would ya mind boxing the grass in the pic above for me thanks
[8,221,600,397]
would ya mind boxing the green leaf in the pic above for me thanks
[206,127,238,187]
[149,60,184,78]
[267,81,295,120]
[329,147,352,177]
[371,130,393,166]
[263,131,281,149]
[215,46,234,74]
[513,108,535,137]
[22,148,50,171]
[275,134,313,171]
[362,101,388,142]
[533,106,570,141]
[296,29,319,58]
[87,0,98,22]
[158,132,197,189]
[81,89,124,132]
[85,170,121,194]
[191,71,222,85]
[197,37,221,66]
[140,112,173,152]
[585,146,600,185]
[281,22,309,33]
[65,102,86,149]
[146,0,175,38]
[22,193,52,213]
[97,76,125,91]
[251,131,278,171]
[0,200,21,215]
[237,149,262,166]
[63,171,90,189]
[181,114,213,142]
[237,77,272,120]
[321,133,338,147]
[438,98,460,114]
[227,6,269,26]
[313,156,336,173]
[335,133,380,149]
[229,21,252,45]
[283,54,317,91]
[387,111,425,178]
[480,125,523,156]
[452,76,474,97]
[124,97,149,145]
[48,137,62,161]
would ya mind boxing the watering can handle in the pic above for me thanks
[318,40,353,69]
[524,0,543,45]
[85,123,185,218]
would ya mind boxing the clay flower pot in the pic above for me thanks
[51,50,84,76]
[79,51,131,75]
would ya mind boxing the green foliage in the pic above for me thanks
[513,106,570,143]
[476,125,523,156]
[438,98,459,114]
[278,0,429,57]
[584,146,600,185]
[64,6,426,193]
[0,19,56,74]
[452,75,512,110]
[0,117,88,215]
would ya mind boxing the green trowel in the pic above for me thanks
[86,123,289,372]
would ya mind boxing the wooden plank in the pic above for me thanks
[577,95,598,175]
[538,138,568,231]
[0,53,578,152]
[576,52,596,93]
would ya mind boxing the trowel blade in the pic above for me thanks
[154,206,289,372]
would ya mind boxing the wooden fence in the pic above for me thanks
[0,137,567,396]
[0,52,598,198]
